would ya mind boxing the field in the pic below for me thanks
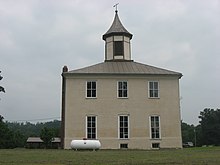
[0,147,220,165]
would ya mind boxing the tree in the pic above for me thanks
[181,122,195,143]
[181,121,202,147]
[199,108,220,146]
[0,115,12,148]
[0,115,24,148]
[40,127,55,148]
[0,115,3,122]
[194,124,202,146]
[0,71,5,93]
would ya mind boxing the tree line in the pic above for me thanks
[0,116,61,149]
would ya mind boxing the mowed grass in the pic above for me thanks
[0,147,220,165]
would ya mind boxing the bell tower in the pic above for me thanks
[103,9,133,61]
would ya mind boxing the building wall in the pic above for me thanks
[64,75,182,149]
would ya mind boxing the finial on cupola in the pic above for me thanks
[113,3,119,13]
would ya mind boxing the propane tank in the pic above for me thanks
[70,139,101,150]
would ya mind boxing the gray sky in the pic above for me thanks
[0,0,219,125]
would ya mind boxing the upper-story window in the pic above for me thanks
[148,81,159,98]
[86,81,96,98]
[118,81,128,98]
[114,41,124,56]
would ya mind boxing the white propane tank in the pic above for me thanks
[70,139,101,150]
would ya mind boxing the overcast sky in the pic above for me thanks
[0,0,219,125]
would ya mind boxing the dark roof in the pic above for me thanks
[65,61,182,78]
[26,137,61,143]
[103,11,133,40]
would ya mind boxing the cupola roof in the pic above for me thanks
[103,11,133,40]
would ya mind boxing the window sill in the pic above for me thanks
[117,97,128,99]
[148,97,160,99]
[85,97,97,99]
[150,138,161,141]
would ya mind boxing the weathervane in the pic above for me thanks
[113,3,119,12]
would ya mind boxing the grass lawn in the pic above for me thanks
[0,147,220,165]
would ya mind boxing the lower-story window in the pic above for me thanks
[86,116,96,139]
[119,115,129,139]
[150,116,160,139]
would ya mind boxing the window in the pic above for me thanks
[114,41,123,56]
[150,116,160,139]
[86,116,96,139]
[120,143,128,149]
[86,81,96,98]
[119,115,129,139]
[152,143,160,149]
[149,81,159,98]
[118,81,128,98]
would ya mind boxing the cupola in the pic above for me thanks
[103,10,133,61]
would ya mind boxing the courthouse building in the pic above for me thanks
[61,10,182,149]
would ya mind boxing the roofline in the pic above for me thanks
[102,32,133,40]
[63,72,182,79]
[104,59,134,62]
